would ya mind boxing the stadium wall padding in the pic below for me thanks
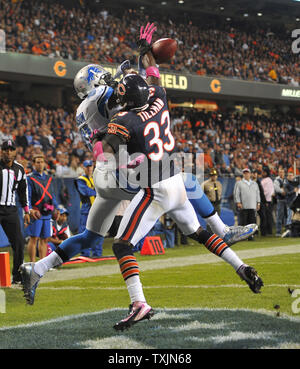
[1,53,300,104]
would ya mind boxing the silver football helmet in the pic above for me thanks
[74,64,110,99]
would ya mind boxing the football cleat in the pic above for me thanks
[19,262,41,305]
[113,302,154,331]
[237,264,264,294]
[223,224,258,246]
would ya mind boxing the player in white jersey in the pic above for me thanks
[74,64,121,150]
[19,26,260,307]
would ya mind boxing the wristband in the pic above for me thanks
[23,206,29,214]
[146,66,160,78]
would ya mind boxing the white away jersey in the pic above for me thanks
[75,85,120,150]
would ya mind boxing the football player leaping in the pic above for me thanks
[19,23,261,308]
[96,32,263,329]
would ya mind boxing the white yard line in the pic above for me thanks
[40,244,300,284]
[37,283,300,290]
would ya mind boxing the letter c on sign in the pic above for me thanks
[210,79,221,93]
[54,61,67,77]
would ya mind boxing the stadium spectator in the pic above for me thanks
[274,168,288,236]
[26,154,60,261]
[55,154,72,178]
[233,174,242,225]
[252,169,268,236]
[1,0,300,85]
[0,97,298,180]
[234,168,260,240]
[284,171,299,232]
[261,166,275,235]
[47,206,71,253]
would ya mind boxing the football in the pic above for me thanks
[151,38,177,64]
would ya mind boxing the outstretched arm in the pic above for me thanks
[142,52,161,86]
[137,22,161,86]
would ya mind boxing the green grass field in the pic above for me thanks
[1,235,300,349]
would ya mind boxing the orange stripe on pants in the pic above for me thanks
[122,189,152,241]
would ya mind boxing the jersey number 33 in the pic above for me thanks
[143,110,175,161]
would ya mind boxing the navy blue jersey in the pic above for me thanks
[106,85,179,186]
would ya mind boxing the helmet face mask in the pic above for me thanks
[117,74,150,110]
[74,64,110,99]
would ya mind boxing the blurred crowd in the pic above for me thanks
[0,0,299,179]
[0,97,299,180]
[1,0,299,85]
[0,98,92,177]
[171,108,300,177]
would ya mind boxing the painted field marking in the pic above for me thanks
[36,283,300,291]
[2,307,300,350]
[80,336,155,349]
[40,244,300,284]
[188,331,276,343]
[1,307,300,332]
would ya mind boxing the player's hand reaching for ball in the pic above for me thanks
[138,22,157,56]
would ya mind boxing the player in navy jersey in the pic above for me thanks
[19,23,260,309]
[98,47,263,330]
[107,82,177,188]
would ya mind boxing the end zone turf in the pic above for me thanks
[1,308,300,349]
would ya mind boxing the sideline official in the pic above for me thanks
[0,140,39,283]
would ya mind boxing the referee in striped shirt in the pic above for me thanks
[0,139,39,283]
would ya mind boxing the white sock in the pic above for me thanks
[125,275,146,303]
[220,248,244,271]
[206,212,227,237]
[34,251,63,277]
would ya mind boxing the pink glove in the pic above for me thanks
[140,22,157,44]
